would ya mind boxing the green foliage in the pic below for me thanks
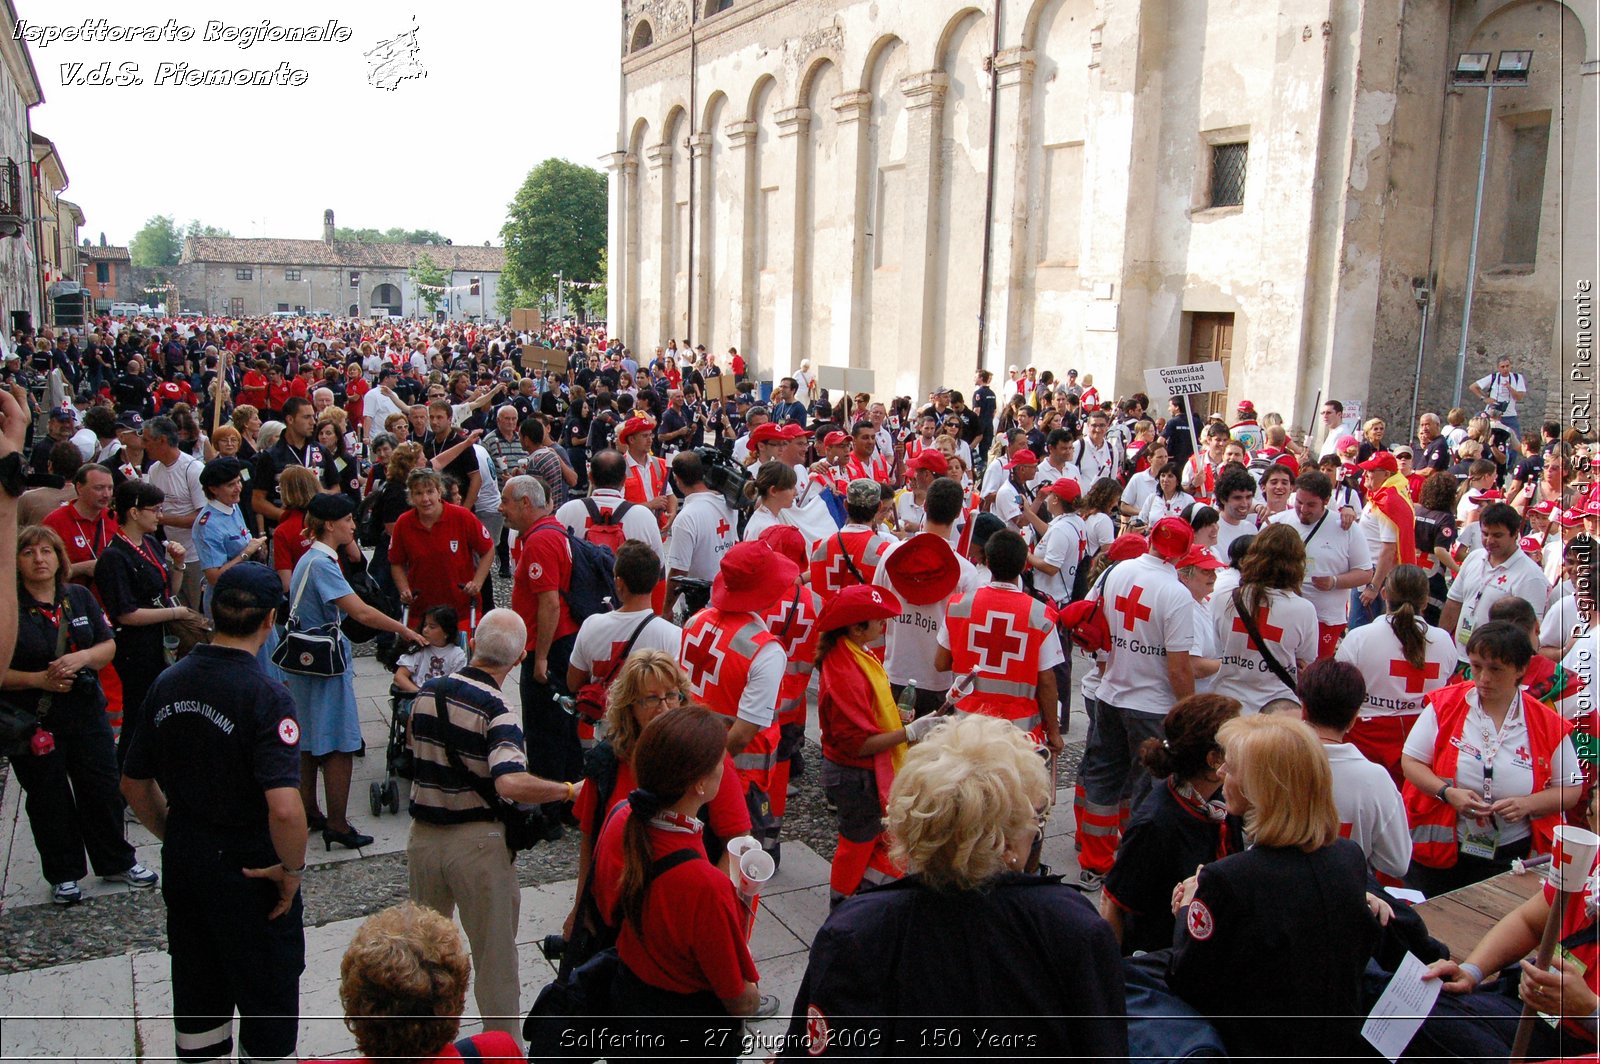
[499,158,606,317]
[129,215,181,267]
[409,252,448,316]
[334,226,450,245]
[582,248,609,319]
[183,220,232,239]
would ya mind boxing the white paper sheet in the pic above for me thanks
[1361,952,1444,1062]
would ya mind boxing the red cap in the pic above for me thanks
[1519,535,1544,557]
[1005,449,1039,470]
[1358,452,1399,474]
[617,416,655,443]
[823,430,849,448]
[1559,508,1587,527]
[906,450,950,475]
[757,524,809,571]
[1236,400,1256,414]
[1529,500,1560,517]
[748,422,785,446]
[1176,544,1225,571]
[1336,434,1360,452]
[1467,488,1504,503]
[1149,516,1195,561]
[778,423,808,441]
[1585,498,1600,518]
[816,583,903,634]
[1044,478,1082,505]
[1106,532,1150,563]
[711,542,798,613]
[883,533,961,606]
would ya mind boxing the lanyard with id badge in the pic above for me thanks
[1460,701,1522,859]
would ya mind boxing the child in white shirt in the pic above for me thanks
[393,606,469,692]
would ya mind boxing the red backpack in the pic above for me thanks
[581,497,634,554]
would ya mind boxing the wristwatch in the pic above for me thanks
[0,452,24,498]
[1435,779,1453,802]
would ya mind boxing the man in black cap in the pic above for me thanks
[122,562,307,1064]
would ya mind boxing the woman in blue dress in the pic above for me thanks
[192,457,266,614]
[283,493,425,850]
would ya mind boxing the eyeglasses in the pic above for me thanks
[637,690,687,711]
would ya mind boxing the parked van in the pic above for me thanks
[109,302,141,318]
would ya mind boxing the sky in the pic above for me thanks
[16,1,621,246]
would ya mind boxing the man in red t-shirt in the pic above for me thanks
[500,474,582,795]
[238,362,269,410]
[388,469,494,631]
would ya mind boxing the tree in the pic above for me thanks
[184,220,232,239]
[409,252,448,317]
[499,158,606,315]
[334,226,450,245]
[130,215,182,267]
[582,248,609,319]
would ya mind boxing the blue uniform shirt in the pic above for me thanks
[194,499,251,611]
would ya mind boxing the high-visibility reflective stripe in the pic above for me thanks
[734,750,778,772]
[971,678,1039,700]
[952,706,1040,733]
[1080,799,1121,818]
[176,1023,233,1051]
[1079,821,1121,837]
[947,594,975,620]
[861,865,898,886]
[1410,824,1456,845]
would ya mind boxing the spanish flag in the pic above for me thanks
[1369,473,1418,567]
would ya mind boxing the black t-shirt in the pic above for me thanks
[1514,452,1543,486]
[253,435,338,510]
[1418,436,1452,472]
[434,431,479,491]
[12,583,116,723]
[123,644,300,841]
[973,385,997,429]
[1103,779,1243,956]
[375,478,412,529]
[95,533,170,624]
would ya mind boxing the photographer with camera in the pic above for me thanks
[665,449,742,617]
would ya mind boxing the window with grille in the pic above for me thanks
[236,267,253,280]
[285,268,302,281]
[95,262,109,284]
[1209,143,1248,208]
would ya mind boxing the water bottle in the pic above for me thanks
[897,681,918,724]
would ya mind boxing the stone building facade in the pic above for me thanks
[81,245,131,309]
[610,0,1596,430]
[0,0,41,336]
[176,211,505,322]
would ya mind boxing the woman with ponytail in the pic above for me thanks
[1102,694,1244,954]
[589,707,764,1055]
[741,460,797,542]
[1334,564,1456,780]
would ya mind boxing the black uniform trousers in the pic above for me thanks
[112,629,165,769]
[162,826,304,1063]
[10,706,134,884]
[521,631,579,815]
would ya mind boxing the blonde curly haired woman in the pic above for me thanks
[784,714,1127,1057]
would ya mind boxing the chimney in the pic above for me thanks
[323,209,335,243]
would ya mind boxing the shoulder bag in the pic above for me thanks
[271,556,348,677]
[0,596,74,757]
[572,614,655,724]
[1231,588,1298,695]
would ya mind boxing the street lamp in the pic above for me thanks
[1450,49,1533,407]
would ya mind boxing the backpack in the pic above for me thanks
[560,526,618,623]
[1057,560,1125,653]
[580,497,634,554]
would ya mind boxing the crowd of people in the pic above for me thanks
[0,312,1594,1061]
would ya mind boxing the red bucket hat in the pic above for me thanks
[617,416,655,443]
[711,542,798,613]
[757,524,809,571]
[883,533,961,606]
[906,450,950,476]
[816,584,902,634]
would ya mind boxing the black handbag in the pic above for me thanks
[338,555,393,644]
[272,558,348,677]
[433,690,557,853]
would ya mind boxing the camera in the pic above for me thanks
[70,669,99,697]
[695,446,753,511]
[538,934,567,962]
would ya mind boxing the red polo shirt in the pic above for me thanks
[510,515,578,650]
[387,503,492,628]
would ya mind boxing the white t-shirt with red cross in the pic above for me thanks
[664,491,737,582]
[1445,547,1551,661]
[1269,508,1374,624]
[1208,587,1319,712]
[1325,741,1412,879]
[876,543,981,691]
[1335,617,1457,718]
[569,609,685,684]
[1095,554,1197,715]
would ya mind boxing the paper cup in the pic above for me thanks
[1550,825,1600,892]
[737,847,776,897]
[725,836,761,861]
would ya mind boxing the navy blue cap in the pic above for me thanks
[214,562,285,609]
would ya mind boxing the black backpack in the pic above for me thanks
[560,526,618,623]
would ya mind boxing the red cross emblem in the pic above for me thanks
[1496,573,1509,586]
[1388,657,1442,694]
[969,613,1026,672]
[715,518,731,538]
[1114,585,1152,632]
[824,550,860,593]
[680,622,727,696]
[1231,607,1285,651]
[773,598,815,651]
[804,1004,831,1057]
[1554,839,1574,875]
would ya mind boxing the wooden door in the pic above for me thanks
[1186,312,1235,416]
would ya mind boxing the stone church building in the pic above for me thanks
[609,0,1595,430]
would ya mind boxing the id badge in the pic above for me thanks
[1457,617,1475,645]
[1460,823,1499,859]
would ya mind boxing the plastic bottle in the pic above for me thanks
[897,680,918,724]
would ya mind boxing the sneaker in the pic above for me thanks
[51,881,82,905]
[1077,868,1105,892]
[103,863,159,888]
[753,993,781,1020]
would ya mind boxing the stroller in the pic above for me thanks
[369,683,414,817]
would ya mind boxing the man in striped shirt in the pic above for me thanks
[406,608,580,1036]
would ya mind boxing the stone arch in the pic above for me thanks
[629,19,654,53]
[862,36,908,373]
[700,89,728,135]
[626,118,651,341]
[798,58,844,373]
[929,8,990,377]
[856,33,905,95]
[704,0,734,16]
[745,73,779,124]
[661,106,691,341]
[928,6,988,74]
[749,77,783,372]
[797,50,843,107]
[700,91,731,350]
[371,283,401,315]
